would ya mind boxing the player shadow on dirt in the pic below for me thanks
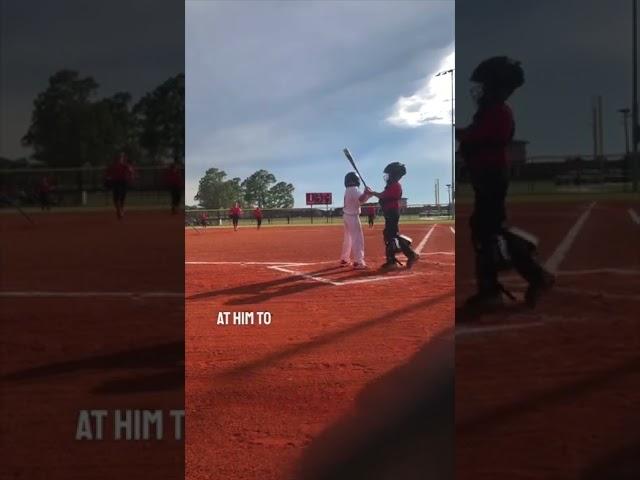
[188,265,379,305]
[458,355,640,437]
[215,290,453,382]
[292,329,454,480]
[581,439,640,479]
[1,341,184,394]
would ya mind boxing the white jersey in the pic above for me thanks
[343,186,362,215]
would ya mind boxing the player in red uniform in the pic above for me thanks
[457,56,554,309]
[253,206,263,229]
[366,162,419,269]
[165,160,183,215]
[105,152,135,220]
[366,204,376,228]
[199,211,209,229]
[229,202,242,231]
[36,175,54,211]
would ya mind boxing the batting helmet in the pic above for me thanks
[344,172,360,187]
[383,162,406,182]
[470,56,524,92]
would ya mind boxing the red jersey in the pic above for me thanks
[253,208,263,219]
[229,206,242,217]
[457,103,514,170]
[165,166,183,188]
[367,205,376,216]
[379,182,402,212]
[38,177,53,194]
[106,161,135,183]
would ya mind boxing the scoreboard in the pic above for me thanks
[305,192,332,205]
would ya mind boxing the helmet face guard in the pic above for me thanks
[470,56,524,102]
[383,162,406,183]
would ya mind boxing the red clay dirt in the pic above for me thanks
[1,210,184,479]
[456,199,640,480]
[186,222,455,480]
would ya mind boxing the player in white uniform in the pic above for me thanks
[340,172,370,269]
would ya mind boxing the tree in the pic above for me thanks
[22,70,100,166]
[133,74,184,164]
[265,181,294,208]
[195,168,243,209]
[241,169,276,207]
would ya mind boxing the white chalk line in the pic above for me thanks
[544,201,596,273]
[0,291,183,299]
[456,321,543,337]
[629,208,640,225]
[185,260,333,266]
[416,224,437,255]
[267,265,418,286]
[267,266,343,286]
[450,226,455,234]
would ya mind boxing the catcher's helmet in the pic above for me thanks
[344,172,360,187]
[470,56,524,92]
[383,162,406,182]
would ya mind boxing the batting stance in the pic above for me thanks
[366,162,419,270]
[340,172,369,269]
[457,56,554,309]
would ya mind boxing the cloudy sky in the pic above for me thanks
[186,0,454,207]
[0,0,184,159]
[456,0,634,158]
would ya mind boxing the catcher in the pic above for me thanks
[365,162,419,270]
[456,56,554,310]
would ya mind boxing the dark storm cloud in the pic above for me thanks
[0,0,184,158]
[456,0,634,156]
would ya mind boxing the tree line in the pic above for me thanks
[195,168,294,209]
[22,70,184,167]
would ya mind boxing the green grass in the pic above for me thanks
[187,216,453,229]
[456,182,640,204]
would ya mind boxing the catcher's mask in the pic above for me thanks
[383,162,406,183]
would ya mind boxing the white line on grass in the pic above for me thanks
[416,224,437,255]
[544,202,596,273]
[629,208,640,225]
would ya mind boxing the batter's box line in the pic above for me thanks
[267,265,423,286]
[185,260,335,266]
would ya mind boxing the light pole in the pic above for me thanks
[633,0,638,191]
[436,68,455,216]
[445,183,452,218]
[619,108,631,155]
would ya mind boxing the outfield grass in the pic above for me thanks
[188,216,454,229]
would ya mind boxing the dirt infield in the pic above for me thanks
[186,222,454,480]
[0,210,184,479]
[456,199,640,479]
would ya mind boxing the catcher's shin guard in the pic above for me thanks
[396,234,417,259]
[384,239,402,266]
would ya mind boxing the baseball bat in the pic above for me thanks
[342,148,369,190]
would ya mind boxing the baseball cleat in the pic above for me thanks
[339,260,350,267]
[406,254,420,269]
[353,263,368,270]
[524,271,555,308]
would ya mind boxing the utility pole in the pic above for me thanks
[436,68,455,216]
[633,0,638,191]
[619,108,631,155]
